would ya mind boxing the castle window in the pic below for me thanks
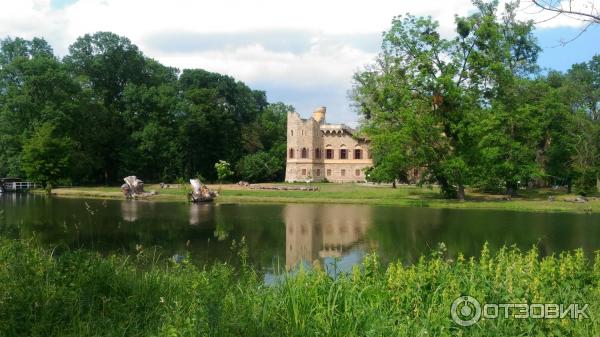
[340,149,348,160]
[326,149,333,159]
[354,149,362,160]
[289,148,294,158]
[315,148,321,159]
[355,169,361,176]
[291,130,293,136]
[341,169,346,177]
[301,148,308,159]
[316,169,321,176]
[302,169,306,176]
[326,169,331,176]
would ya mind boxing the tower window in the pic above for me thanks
[341,169,346,177]
[340,149,347,160]
[291,130,293,136]
[301,148,308,159]
[354,149,362,160]
[326,149,333,159]
[315,148,321,159]
[316,169,321,176]
[289,148,294,159]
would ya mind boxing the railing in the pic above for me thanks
[4,182,39,191]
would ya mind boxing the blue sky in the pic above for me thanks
[536,25,600,72]
[3,0,599,124]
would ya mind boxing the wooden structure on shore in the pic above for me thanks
[0,178,39,193]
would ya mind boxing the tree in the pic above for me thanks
[214,160,234,189]
[237,149,285,183]
[532,0,599,23]
[21,123,73,194]
[0,37,81,179]
[352,0,540,199]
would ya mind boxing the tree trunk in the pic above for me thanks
[45,183,52,195]
[507,186,516,197]
[457,185,465,201]
[392,180,396,189]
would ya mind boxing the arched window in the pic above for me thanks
[325,145,333,159]
[289,148,294,159]
[339,145,348,160]
[301,148,308,158]
[290,130,294,136]
[354,149,362,160]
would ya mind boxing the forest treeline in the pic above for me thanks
[0,32,288,186]
[353,1,599,198]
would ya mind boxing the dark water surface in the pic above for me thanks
[2,193,600,276]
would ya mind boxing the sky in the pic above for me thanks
[1,0,598,125]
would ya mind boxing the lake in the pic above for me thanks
[2,193,600,278]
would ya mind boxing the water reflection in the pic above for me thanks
[188,203,212,226]
[284,204,372,269]
[121,200,138,222]
[3,194,600,273]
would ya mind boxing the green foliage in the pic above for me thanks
[215,160,234,183]
[237,148,285,183]
[1,238,599,336]
[21,123,73,192]
[0,34,287,184]
[353,2,599,198]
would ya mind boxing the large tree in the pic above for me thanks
[352,0,540,198]
[21,123,73,194]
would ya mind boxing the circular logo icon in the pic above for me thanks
[451,296,481,326]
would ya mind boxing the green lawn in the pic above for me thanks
[38,183,600,213]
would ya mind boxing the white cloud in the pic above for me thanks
[0,0,592,123]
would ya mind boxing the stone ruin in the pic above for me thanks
[188,179,217,202]
[121,176,156,199]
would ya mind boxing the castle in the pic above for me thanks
[285,106,373,183]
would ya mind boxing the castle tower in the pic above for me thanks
[312,106,326,124]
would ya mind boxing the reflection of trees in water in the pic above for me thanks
[369,208,600,264]
[284,204,372,269]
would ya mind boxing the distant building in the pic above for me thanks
[285,107,372,183]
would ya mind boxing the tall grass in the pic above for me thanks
[0,239,598,336]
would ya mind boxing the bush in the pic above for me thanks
[236,150,284,183]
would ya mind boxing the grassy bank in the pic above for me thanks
[39,183,600,213]
[0,238,598,336]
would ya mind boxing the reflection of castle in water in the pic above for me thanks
[284,204,372,268]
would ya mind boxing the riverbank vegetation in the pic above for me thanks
[0,238,597,336]
[40,183,600,213]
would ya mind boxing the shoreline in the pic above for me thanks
[28,184,600,214]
